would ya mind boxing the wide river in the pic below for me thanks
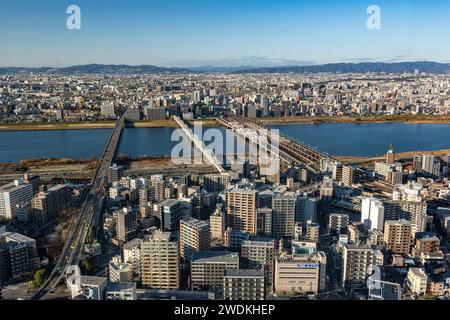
[1,122,450,163]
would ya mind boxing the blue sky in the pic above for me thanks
[0,0,449,67]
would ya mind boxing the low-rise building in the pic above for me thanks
[223,269,266,300]
[406,268,428,296]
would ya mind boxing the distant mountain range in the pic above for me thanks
[0,64,191,75]
[231,61,450,74]
[1,61,450,75]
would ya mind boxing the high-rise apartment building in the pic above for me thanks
[421,154,441,178]
[241,239,275,293]
[386,145,395,165]
[342,244,375,289]
[114,206,138,243]
[179,218,210,261]
[383,201,427,234]
[122,238,142,282]
[0,179,33,220]
[227,189,258,235]
[191,251,239,292]
[256,208,273,236]
[331,161,343,182]
[295,195,317,225]
[150,176,166,202]
[1,232,40,281]
[210,205,226,241]
[31,184,72,226]
[272,192,296,240]
[361,197,385,231]
[108,164,124,184]
[156,199,182,231]
[320,177,334,200]
[342,165,355,187]
[328,213,350,234]
[204,173,230,193]
[141,231,179,289]
[384,219,412,254]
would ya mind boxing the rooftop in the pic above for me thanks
[80,276,107,286]
[224,269,264,278]
[192,251,239,264]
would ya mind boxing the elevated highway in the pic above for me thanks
[31,116,124,300]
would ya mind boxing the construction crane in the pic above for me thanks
[59,171,70,185]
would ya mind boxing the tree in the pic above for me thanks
[33,269,47,288]
[82,258,94,274]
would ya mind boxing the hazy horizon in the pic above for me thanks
[1,0,450,67]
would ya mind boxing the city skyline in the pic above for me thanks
[1,0,450,67]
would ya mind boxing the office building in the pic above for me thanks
[125,109,141,121]
[223,269,265,300]
[191,251,239,292]
[274,252,326,295]
[258,191,273,209]
[73,276,107,300]
[179,218,210,261]
[227,189,258,235]
[141,231,179,289]
[261,96,270,116]
[223,227,251,252]
[0,235,9,284]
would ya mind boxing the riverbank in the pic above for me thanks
[0,156,215,179]
[1,115,449,131]
[0,119,219,131]
[336,148,450,164]
[261,114,450,125]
